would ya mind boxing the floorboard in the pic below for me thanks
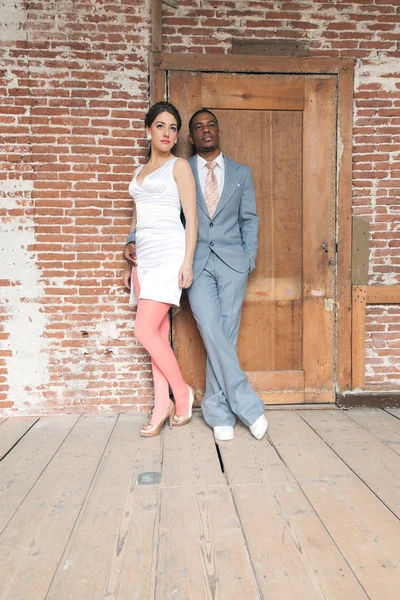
[267,411,400,600]
[301,410,400,518]
[385,408,400,420]
[157,416,260,598]
[46,415,162,600]
[0,415,116,600]
[219,422,368,599]
[347,409,400,456]
[0,415,79,533]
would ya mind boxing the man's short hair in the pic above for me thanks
[189,109,219,133]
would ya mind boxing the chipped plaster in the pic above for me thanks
[0,182,51,413]
[355,54,400,93]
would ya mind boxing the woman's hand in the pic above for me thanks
[123,264,132,290]
[179,261,193,289]
[123,242,137,266]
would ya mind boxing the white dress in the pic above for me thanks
[128,157,185,307]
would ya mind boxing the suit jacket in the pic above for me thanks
[188,154,259,281]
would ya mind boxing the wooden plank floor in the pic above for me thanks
[0,408,399,599]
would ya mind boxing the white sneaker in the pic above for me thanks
[249,415,268,440]
[213,426,234,441]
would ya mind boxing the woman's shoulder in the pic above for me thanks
[173,157,192,175]
[174,156,189,166]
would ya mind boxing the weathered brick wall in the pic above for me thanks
[1,0,399,414]
[0,0,151,414]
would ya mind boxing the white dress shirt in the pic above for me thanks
[197,153,225,197]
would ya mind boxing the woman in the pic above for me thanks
[123,102,198,437]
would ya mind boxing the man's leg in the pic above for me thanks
[188,257,236,428]
[202,257,245,422]
[216,259,245,346]
[188,256,264,428]
[214,255,265,426]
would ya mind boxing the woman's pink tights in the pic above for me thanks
[133,269,188,424]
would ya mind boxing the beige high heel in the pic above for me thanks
[140,401,175,437]
[172,385,196,428]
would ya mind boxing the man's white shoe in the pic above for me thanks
[213,426,234,441]
[249,414,268,440]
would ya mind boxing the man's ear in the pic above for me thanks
[189,134,193,145]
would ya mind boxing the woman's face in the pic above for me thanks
[147,111,178,154]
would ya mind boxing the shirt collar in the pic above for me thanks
[197,152,224,170]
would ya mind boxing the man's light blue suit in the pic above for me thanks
[187,154,265,428]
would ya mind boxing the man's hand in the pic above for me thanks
[179,261,193,289]
[123,242,137,265]
[123,264,132,290]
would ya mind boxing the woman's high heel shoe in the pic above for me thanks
[140,401,175,437]
[172,385,196,428]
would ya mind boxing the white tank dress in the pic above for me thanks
[128,157,185,307]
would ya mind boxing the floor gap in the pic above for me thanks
[0,418,40,462]
[215,442,225,473]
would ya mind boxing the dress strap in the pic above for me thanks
[133,164,145,179]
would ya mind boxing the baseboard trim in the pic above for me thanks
[336,391,400,408]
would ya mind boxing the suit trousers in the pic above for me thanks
[187,253,265,428]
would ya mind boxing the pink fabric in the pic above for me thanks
[133,268,188,424]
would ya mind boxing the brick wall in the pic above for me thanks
[1,0,399,414]
[0,0,152,414]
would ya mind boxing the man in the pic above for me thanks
[124,109,268,442]
[185,109,267,442]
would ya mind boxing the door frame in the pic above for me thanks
[150,53,354,394]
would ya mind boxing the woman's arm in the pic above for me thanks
[174,158,198,288]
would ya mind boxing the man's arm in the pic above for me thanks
[123,207,137,265]
[238,166,259,272]
[124,204,136,266]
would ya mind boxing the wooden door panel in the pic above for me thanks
[169,71,202,159]
[167,71,337,405]
[215,110,303,281]
[201,73,305,110]
[238,301,302,371]
[217,109,303,376]
[246,276,302,302]
[247,370,304,404]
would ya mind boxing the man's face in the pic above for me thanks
[189,112,220,153]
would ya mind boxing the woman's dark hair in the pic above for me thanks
[144,101,182,160]
[145,101,182,131]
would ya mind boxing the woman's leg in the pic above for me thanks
[134,296,189,416]
[133,269,172,423]
[150,311,171,424]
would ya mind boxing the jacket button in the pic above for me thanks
[210,241,214,247]
[209,222,214,227]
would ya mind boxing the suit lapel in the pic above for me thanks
[213,156,240,219]
[189,155,210,220]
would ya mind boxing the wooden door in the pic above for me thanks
[168,72,337,404]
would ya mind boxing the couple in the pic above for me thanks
[123,101,268,442]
